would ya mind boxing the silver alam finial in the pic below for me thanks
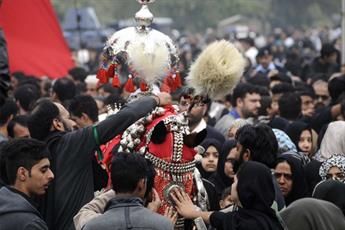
[135,0,155,30]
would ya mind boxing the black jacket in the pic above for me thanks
[38,97,158,230]
[0,29,10,99]
[0,186,48,230]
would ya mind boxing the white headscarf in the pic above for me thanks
[320,121,345,161]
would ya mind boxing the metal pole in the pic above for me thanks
[341,0,345,65]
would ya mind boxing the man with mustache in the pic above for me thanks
[27,93,171,230]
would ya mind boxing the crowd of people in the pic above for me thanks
[1,18,345,230]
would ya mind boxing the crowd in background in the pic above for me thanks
[1,25,345,230]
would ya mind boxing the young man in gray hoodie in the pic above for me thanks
[0,138,54,230]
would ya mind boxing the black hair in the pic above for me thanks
[0,99,17,126]
[247,74,270,88]
[52,78,76,103]
[111,152,148,193]
[103,94,126,107]
[144,160,156,200]
[270,73,292,84]
[11,71,26,82]
[308,74,329,85]
[0,138,50,185]
[98,83,119,95]
[321,43,337,59]
[295,82,315,99]
[231,83,261,107]
[14,84,40,112]
[68,67,88,82]
[69,95,99,123]
[220,186,232,200]
[278,92,301,121]
[240,37,255,47]
[258,95,272,116]
[27,99,59,141]
[235,124,278,168]
[328,75,345,104]
[271,82,294,95]
[7,115,28,138]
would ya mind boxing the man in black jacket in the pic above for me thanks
[0,138,54,230]
[27,93,170,230]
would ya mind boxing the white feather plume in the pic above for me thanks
[186,40,245,99]
[127,41,170,84]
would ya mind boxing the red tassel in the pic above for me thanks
[96,68,108,84]
[107,63,117,78]
[174,71,182,88]
[124,75,135,92]
[112,73,120,88]
[140,81,148,91]
[169,74,178,92]
[160,77,171,93]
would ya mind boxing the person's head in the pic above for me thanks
[187,96,210,128]
[270,83,294,116]
[280,198,345,230]
[216,140,237,185]
[257,47,273,69]
[178,89,193,113]
[247,74,270,88]
[111,152,149,199]
[312,180,345,216]
[14,84,40,115]
[28,99,76,140]
[7,115,30,138]
[328,75,345,105]
[269,73,292,89]
[219,187,233,209]
[200,138,221,173]
[299,90,315,117]
[285,122,313,156]
[97,84,118,98]
[0,99,17,127]
[232,83,261,119]
[258,95,272,117]
[84,75,99,97]
[235,124,278,169]
[320,121,345,160]
[320,43,338,64]
[68,95,98,128]
[68,67,88,83]
[227,118,251,139]
[0,138,54,197]
[52,78,76,104]
[319,154,345,183]
[312,80,330,109]
[274,154,308,206]
[232,161,275,212]
[278,92,301,121]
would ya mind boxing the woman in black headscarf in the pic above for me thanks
[172,161,284,230]
[274,154,309,206]
[196,138,222,180]
[284,121,315,157]
[280,198,345,230]
[313,180,345,215]
[209,139,237,199]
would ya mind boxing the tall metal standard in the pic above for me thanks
[341,0,345,65]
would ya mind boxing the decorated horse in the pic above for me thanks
[96,0,245,228]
